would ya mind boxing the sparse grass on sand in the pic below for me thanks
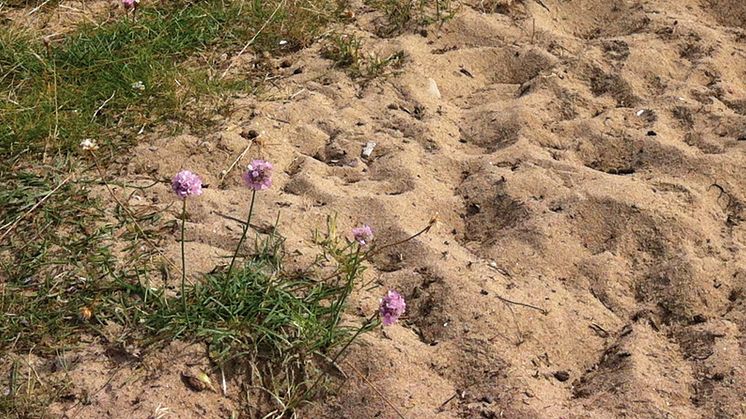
[0,0,350,415]
[0,0,436,416]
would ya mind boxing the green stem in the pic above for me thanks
[298,312,378,405]
[181,198,189,324]
[227,189,257,276]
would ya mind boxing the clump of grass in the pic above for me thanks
[0,357,72,419]
[366,0,458,36]
[137,214,376,415]
[322,33,405,79]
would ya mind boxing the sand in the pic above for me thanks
[42,0,746,417]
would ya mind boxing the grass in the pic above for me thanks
[142,220,377,414]
[1,0,347,159]
[0,0,351,349]
[322,33,406,79]
[366,0,458,36]
[0,164,377,416]
[0,0,433,416]
[0,0,353,415]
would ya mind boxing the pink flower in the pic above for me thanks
[352,225,373,246]
[122,0,138,9]
[242,160,273,191]
[379,290,406,326]
[171,170,203,199]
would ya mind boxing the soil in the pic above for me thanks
[9,0,746,417]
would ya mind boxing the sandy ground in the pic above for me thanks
[24,0,746,417]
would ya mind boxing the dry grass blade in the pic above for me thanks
[344,360,407,419]
[219,140,253,186]
[220,0,287,79]
[0,172,74,243]
[88,151,183,277]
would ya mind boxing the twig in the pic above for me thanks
[221,365,227,396]
[708,183,732,208]
[220,0,285,79]
[504,300,525,346]
[343,361,407,419]
[437,392,458,412]
[534,0,550,12]
[0,173,74,243]
[27,0,51,15]
[531,17,536,44]
[219,140,253,186]
[494,293,548,315]
[91,91,116,122]
[214,211,248,226]
[364,219,435,259]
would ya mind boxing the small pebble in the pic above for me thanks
[427,78,441,99]
[361,141,377,159]
[553,371,570,382]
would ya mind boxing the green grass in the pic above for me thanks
[0,162,164,352]
[0,0,346,159]
[321,33,406,79]
[0,1,352,415]
[140,223,377,413]
[0,0,351,351]
[366,0,458,36]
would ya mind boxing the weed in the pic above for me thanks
[322,33,405,79]
[366,0,458,36]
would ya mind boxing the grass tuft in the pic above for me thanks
[322,33,406,79]
[366,0,458,36]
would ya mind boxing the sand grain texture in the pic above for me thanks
[48,0,746,417]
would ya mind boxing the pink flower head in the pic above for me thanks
[242,160,273,191]
[122,0,137,9]
[352,225,373,246]
[379,290,406,326]
[171,170,203,199]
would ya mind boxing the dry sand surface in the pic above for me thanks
[40,0,746,417]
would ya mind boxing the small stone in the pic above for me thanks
[241,129,259,140]
[553,371,570,382]
[181,370,215,392]
[427,78,441,99]
[182,373,206,392]
[361,141,377,160]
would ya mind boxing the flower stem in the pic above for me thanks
[180,198,189,324]
[363,221,434,260]
[297,312,378,406]
[227,189,257,276]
